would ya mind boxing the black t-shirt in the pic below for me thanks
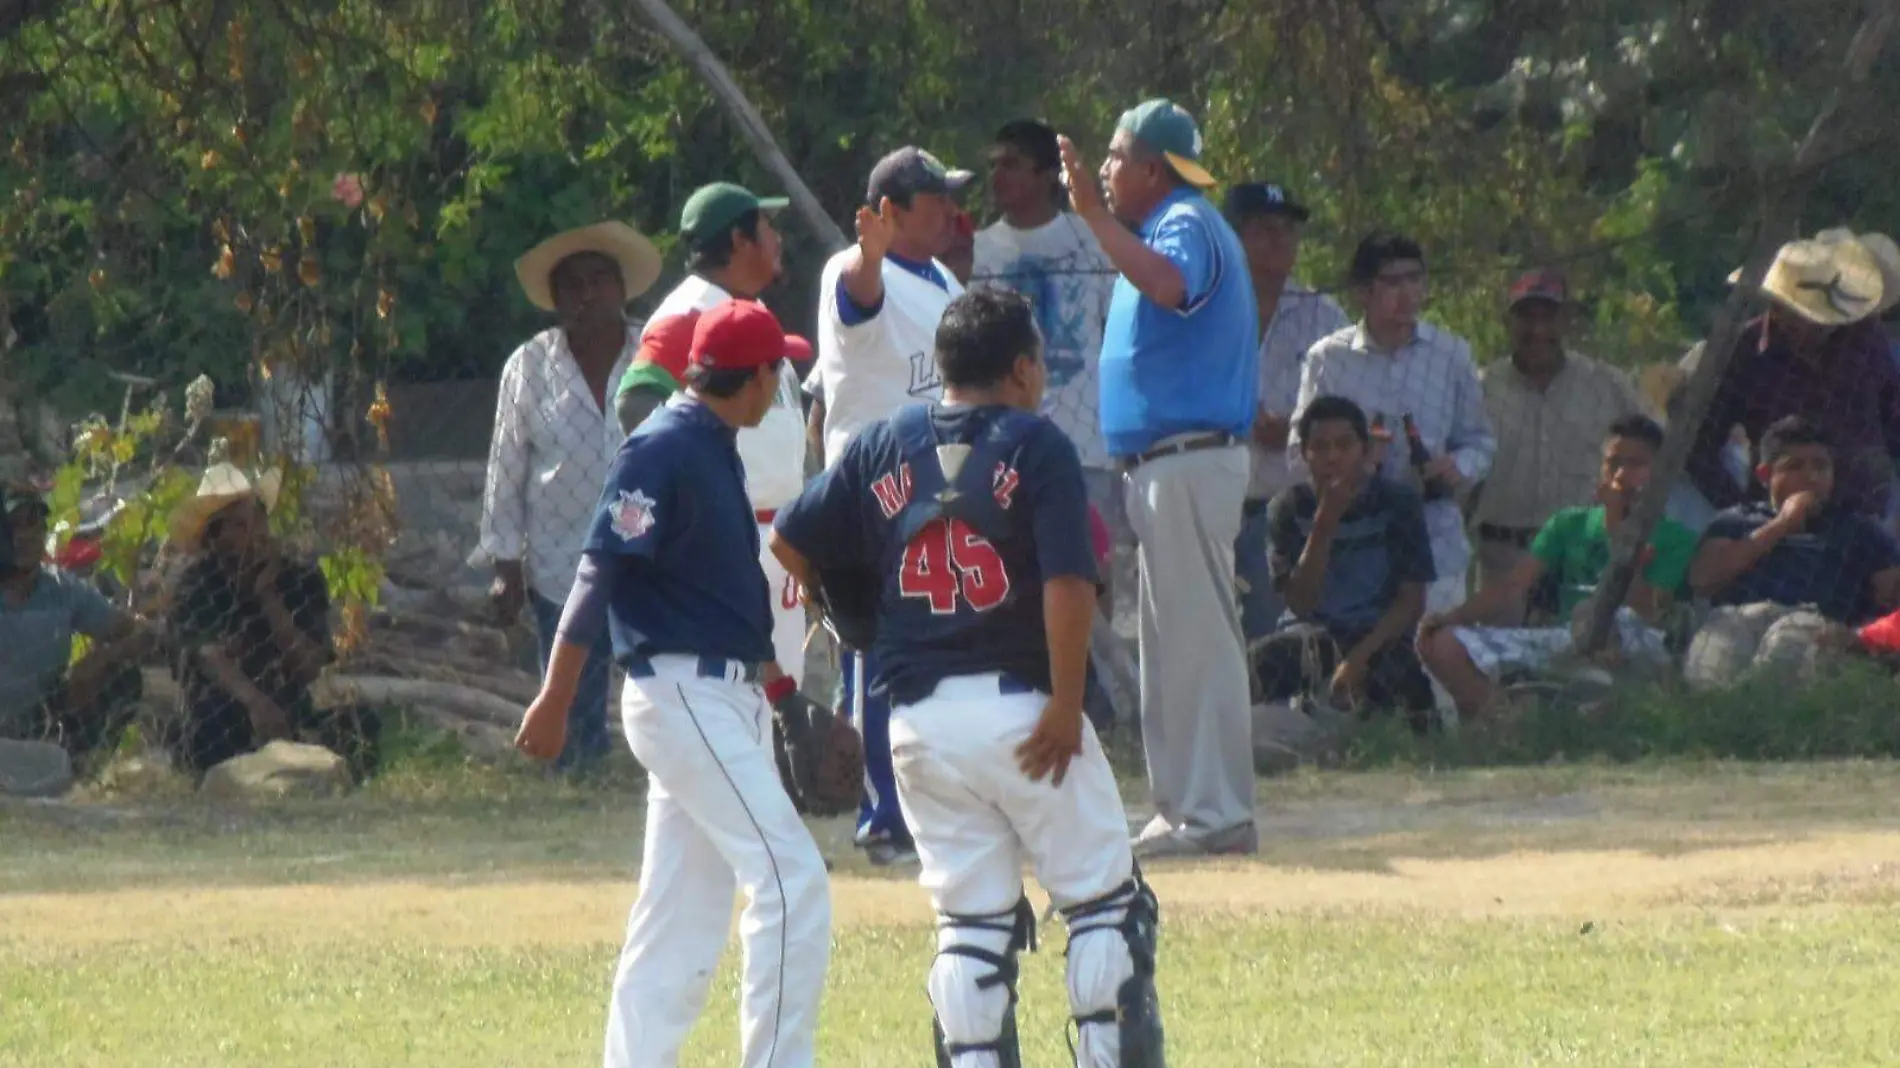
[1699,502,1900,623]
[169,555,332,712]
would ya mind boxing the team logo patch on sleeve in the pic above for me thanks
[608,489,658,541]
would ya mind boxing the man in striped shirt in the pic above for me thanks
[1293,232,1496,620]
[1226,182,1350,646]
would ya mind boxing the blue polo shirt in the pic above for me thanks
[583,396,775,663]
[1097,187,1258,457]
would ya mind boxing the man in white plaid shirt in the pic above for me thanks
[1292,232,1496,619]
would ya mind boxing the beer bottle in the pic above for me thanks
[1403,413,1449,501]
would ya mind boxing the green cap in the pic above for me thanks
[678,182,790,243]
[1115,99,1217,188]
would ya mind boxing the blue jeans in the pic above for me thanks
[1236,500,1285,643]
[841,650,912,847]
[531,592,613,771]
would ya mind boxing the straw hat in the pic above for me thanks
[1813,228,1900,315]
[514,221,662,313]
[168,462,283,551]
[1729,233,1887,326]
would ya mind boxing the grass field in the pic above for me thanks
[4,760,1900,1067]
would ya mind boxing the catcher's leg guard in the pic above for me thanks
[1061,868,1164,1068]
[929,895,1037,1068]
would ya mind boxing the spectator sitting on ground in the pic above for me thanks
[166,463,378,777]
[0,486,153,760]
[1688,415,1900,625]
[1418,414,1697,720]
[1260,395,1436,729]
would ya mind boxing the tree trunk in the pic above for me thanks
[626,0,849,254]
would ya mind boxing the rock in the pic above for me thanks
[95,750,191,798]
[200,741,351,801]
[0,740,74,798]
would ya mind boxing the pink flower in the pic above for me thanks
[331,173,365,209]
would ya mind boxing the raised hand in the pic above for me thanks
[854,197,899,263]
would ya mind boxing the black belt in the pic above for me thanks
[623,654,764,683]
[1119,432,1239,472]
[1476,523,1539,549]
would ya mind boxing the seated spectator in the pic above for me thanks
[1259,396,1435,727]
[0,487,152,759]
[1418,415,1697,719]
[1688,415,1900,624]
[165,464,378,776]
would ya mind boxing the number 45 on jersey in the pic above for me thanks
[899,517,1010,615]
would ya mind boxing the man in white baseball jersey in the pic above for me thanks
[773,288,1163,1068]
[806,144,970,865]
[517,301,831,1068]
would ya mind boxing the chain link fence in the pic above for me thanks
[6,0,1900,799]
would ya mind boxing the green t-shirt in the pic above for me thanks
[1530,505,1697,617]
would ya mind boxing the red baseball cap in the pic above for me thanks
[690,301,798,373]
[1508,268,1567,309]
[639,310,701,380]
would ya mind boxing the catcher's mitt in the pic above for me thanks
[771,690,863,817]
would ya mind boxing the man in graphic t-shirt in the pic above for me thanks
[803,144,970,866]
[972,120,1118,538]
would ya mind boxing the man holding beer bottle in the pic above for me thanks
[1292,231,1496,620]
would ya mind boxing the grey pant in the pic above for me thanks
[1124,444,1254,838]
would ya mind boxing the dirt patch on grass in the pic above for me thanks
[6,831,1896,952]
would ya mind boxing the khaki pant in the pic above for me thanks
[1125,444,1253,840]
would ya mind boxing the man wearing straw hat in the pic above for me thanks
[167,462,377,775]
[1680,229,1900,520]
[476,220,662,771]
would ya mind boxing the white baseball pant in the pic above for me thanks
[891,674,1145,1068]
[604,655,832,1068]
[758,520,807,684]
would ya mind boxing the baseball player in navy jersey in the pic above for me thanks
[516,301,831,1068]
[772,288,1163,1068]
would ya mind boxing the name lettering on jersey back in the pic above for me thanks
[871,461,1022,519]
[871,464,915,519]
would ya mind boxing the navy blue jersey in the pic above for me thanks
[583,396,775,664]
[775,402,1097,705]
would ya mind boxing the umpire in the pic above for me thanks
[515,301,832,1068]
[1060,99,1260,859]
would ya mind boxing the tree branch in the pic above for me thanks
[624,0,848,253]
